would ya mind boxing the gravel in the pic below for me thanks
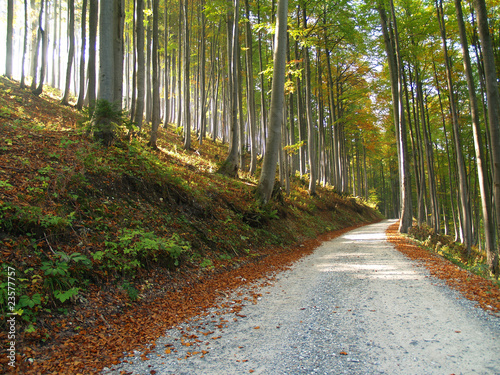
[103,219,500,375]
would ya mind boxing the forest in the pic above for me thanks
[3,0,500,274]
[1,0,500,372]
[2,0,500,288]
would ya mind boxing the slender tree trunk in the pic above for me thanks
[436,0,472,251]
[86,0,98,107]
[98,0,114,103]
[198,0,207,145]
[30,0,39,90]
[5,0,14,78]
[176,0,183,130]
[244,0,257,174]
[20,0,29,88]
[50,0,58,87]
[163,7,170,127]
[302,7,317,196]
[256,0,288,203]
[62,0,75,105]
[113,0,125,106]
[183,0,191,149]
[377,0,412,232]
[33,0,48,96]
[218,0,240,176]
[257,0,267,154]
[134,0,145,128]
[148,0,160,149]
[473,0,500,275]
[145,0,152,122]
[77,0,88,110]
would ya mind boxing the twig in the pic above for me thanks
[43,232,57,255]
[100,313,111,329]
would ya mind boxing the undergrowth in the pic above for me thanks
[407,224,498,285]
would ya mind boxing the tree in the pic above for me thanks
[436,0,472,251]
[148,0,161,149]
[33,0,49,96]
[217,0,241,177]
[5,0,14,78]
[256,0,289,203]
[183,0,191,150]
[377,0,412,233]
[77,0,88,110]
[62,0,75,105]
[20,0,29,88]
[134,0,146,129]
[473,0,500,275]
[86,0,98,107]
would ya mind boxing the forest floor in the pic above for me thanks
[0,77,499,374]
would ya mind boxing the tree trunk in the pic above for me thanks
[33,0,48,96]
[377,0,412,233]
[86,0,98,107]
[148,0,161,149]
[113,0,125,106]
[198,0,207,145]
[163,6,170,127]
[183,0,191,150]
[436,0,472,251]
[244,0,257,174]
[20,0,29,88]
[77,0,88,110]
[473,0,500,275]
[218,0,240,176]
[145,0,152,122]
[98,0,115,103]
[257,0,267,154]
[62,0,75,105]
[51,0,58,87]
[5,0,14,78]
[256,0,288,203]
[134,0,145,128]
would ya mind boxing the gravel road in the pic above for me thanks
[103,219,500,375]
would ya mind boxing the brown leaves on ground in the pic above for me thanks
[386,222,500,314]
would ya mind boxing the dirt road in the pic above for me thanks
[104,220,500,374]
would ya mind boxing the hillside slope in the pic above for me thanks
[0,77,381,373]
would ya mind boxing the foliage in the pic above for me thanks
[407,224,495,281]
[95,229,190,274]
[81,99,136,146]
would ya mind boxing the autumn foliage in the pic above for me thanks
[387,222,500,314]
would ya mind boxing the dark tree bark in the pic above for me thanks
[134,0,145,128]
[77,0,88,110]
[62,0,75,105]
[473,0,500,275]
[33,0,48,96]
[148,0,161,149]
[86,0,98,107]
